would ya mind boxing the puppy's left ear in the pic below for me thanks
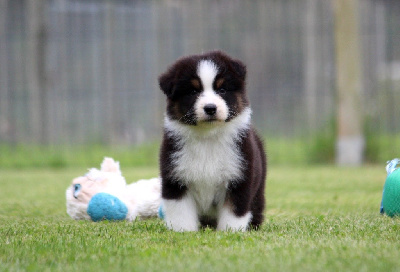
[158,70,175,98]
[230,59,247,81]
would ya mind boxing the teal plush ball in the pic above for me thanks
[158,204,165,220]
[382,169,400,217]
[87,193,128,222]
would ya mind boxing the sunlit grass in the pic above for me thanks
[1,165,399,271]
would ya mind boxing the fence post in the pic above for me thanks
[26,0,48,144]
[0,0,10,141]
[334,0,364,166]
[304,0,318,131]
[104,1,116,144]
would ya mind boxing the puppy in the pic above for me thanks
[158,51,266,231]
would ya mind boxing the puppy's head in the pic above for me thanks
[159,51,249,126]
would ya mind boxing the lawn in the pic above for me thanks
[1,165,399,271]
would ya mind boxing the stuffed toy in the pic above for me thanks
[66,157,162,222]
[380,158,400,217]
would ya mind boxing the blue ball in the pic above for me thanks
[382,169,400,217]
[87,193,128,222]
[158,204,165,220]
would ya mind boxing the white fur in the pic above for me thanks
[188,182,226,216]
[217,206,252,232]
[164,107,251,185]
[195,60,229,122]
[197,60,218,90]
[124,178,161,220]
[65,188,92,220]
[85,167,126,197]
[163,195,199,232]
[163,107,252,231]
[100,157,122,175]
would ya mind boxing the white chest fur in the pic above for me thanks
[164,108,252,214]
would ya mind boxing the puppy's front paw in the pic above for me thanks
[162,196,199,232]
[217,206,252,232]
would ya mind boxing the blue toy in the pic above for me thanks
[66,157,163,222]
[158,204,165,220]
[87,193,128,222]
[380,158,400,217]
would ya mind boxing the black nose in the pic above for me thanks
[204,104,217,116]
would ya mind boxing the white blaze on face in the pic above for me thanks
[195,60,229,122]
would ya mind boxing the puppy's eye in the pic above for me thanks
[191,89,200,95]
[73,184,81,199]
[217,88,226,95]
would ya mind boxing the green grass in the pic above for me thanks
[1,165,400,271]
[0,139,331,169]
[365,133,400,163]
[0,143,160,169]
[2,131,400,168]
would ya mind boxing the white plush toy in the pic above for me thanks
[66,157,162,222]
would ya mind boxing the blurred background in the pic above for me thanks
[0,0,399,168]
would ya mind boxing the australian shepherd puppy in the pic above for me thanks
[158,51,266,232]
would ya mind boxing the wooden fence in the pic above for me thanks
[0,0,399,162]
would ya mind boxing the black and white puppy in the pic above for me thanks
[158,51,266,232]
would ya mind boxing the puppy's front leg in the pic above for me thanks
[163,194,199,232]
[217,204,252,232]
[217,180,254,232]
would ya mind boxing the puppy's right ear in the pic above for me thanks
[158,70,175,98]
